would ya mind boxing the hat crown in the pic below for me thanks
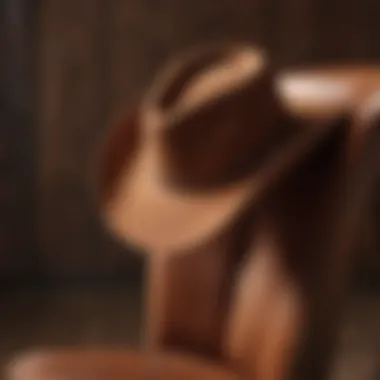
[143,45,265,119]
[140,44,292,191]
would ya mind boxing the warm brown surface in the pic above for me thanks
[7,350,238,380]
[0,287,379,380]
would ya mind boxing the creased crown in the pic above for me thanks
[139,43,294,190]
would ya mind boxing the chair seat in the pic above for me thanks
[7,348,239,380]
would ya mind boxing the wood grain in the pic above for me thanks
[0,0,37,276]
[37,0,143,278]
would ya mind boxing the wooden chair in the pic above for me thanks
[6,46,380,380]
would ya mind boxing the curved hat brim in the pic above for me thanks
[99,109,344,254]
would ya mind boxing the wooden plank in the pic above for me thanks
[275,0,318,66]
[311,0,376,62]
[365,0,380,60]
[0,0,38,276]
[38,0,141,278]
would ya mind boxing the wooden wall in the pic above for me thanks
[0,0,39,278]
[2,0,380,280]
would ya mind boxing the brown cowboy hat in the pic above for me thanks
[99,44,344,254]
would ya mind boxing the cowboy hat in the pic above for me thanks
[99,43,344,254]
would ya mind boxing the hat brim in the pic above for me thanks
[100,110,343,254]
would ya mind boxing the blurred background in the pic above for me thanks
[0,0,379,379]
